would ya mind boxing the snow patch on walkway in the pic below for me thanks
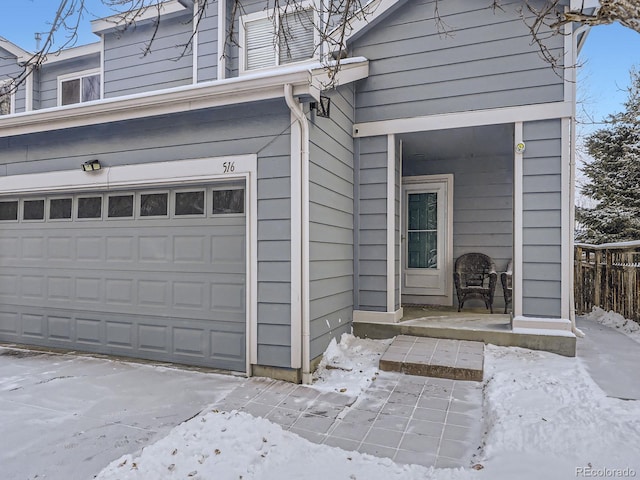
[311,333,392,398]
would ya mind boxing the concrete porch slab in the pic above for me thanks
[379,335,484,382]
[353,306,577,357]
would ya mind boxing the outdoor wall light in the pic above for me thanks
[311,96,331,118]
[81,160,101,172]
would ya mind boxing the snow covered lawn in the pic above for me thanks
[97,328,640,480]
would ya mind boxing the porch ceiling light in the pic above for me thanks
[81,159,101,172]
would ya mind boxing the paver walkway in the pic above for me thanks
[214,372,483,468]
[577,316,640,401]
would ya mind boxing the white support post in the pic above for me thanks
[561,118,572,321]
[387,135,396,313]
[217,0,227,80]
[513,121,524,318]
[192,0,199,84]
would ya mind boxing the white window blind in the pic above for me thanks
[243,6,315,72]
[246,16,277,70]
[278,9,314,64]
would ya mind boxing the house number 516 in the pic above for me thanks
[223,161,235,173]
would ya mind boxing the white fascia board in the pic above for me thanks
[91,0,188,33]
[329,0,405,46]
[0,59,369,138]
[353,102,574,137]
[0,37,32,63]
[43,42,101,65]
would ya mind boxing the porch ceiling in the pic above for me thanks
[399,124,514,162]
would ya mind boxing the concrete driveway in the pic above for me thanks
[0,346,242,480]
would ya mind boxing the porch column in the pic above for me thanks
[353,134,403,324]
[512,119,573,335]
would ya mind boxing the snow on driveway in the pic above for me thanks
[0,348,241,480]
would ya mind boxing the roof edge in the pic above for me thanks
[0,36,32,61]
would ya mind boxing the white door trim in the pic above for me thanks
[0,155,258,375]
[401,174,453,305]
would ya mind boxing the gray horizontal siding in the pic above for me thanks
[522,118,562,317]
[0,99,293,368]
[37,54,101,109]
[308,86,354,360]
[356,135,388,312]
[103,13,193,97]
[197,0,218,82]
[352,0,565,123]
[0,48,26,113]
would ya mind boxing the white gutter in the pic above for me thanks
[0,58,368,138]
[284,83,311,384]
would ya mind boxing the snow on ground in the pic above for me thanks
[311,333,392,397]
[474,345,640,479]
[95,409,465,480]
[582,307,640,344]
[97,334,640,480]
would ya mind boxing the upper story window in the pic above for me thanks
[58,69,101,106]
[240,4,317,73]
[0,80,14,116]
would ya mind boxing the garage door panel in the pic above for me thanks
[48,237,73,260]
[22,237,45,260]
[0,183,248,372]
[174,235,208,263]
[0,311,18,335]
[107,321,135,349]
[76,318,102,345]
[22,313,45,338]
[138,324,169,353]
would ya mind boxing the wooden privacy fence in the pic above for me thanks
[574,241,640,322]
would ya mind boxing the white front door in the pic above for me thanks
[402,175,453,303]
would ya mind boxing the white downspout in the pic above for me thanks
[284,83,311,384]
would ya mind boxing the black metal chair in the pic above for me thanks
[453,253,497,313]
[501,260,513,314]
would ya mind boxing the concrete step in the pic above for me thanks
[379,335,484,382]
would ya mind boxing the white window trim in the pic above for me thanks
[0,79,15,116]
[210,185,246,217]
[239,1,319,75]
[57,68,102,106]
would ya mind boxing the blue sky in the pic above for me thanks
[578,22,640,135]
[1,1,639,127]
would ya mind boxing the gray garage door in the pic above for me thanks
[0,183,247,371]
